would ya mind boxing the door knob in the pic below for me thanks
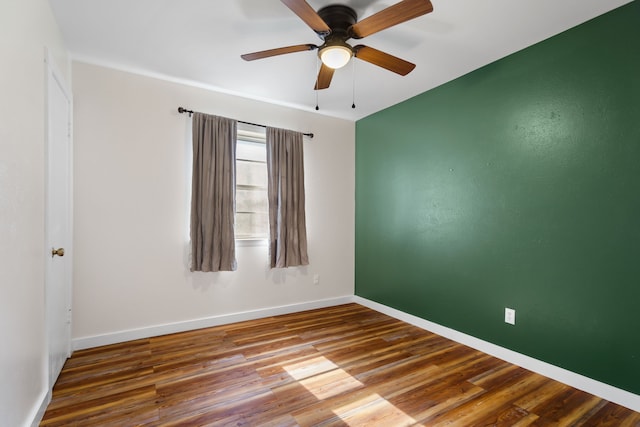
[51,248,65,258]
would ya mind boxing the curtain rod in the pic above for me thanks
[177,107,314,138]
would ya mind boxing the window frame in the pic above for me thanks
[235,126,269,243]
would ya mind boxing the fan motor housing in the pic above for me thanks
[317,5,357,41]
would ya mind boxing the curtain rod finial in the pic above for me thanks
[178,106,193,117]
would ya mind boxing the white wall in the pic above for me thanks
[0,1,69,426]
[72,62,355,344]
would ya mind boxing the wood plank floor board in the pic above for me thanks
[57,349,153,379]
[342,349,418,379]
[158,388,277,427]
[388,377,484,417]
[41,303,640,426]
[44,369,157,412]
[302,323,403,353]
[583,403,640,427]
[426,372,549,426]
[514,379,572,411]
[469,404,532,427]
[400,382,488,423]
[148,336,235,359]
[528,388,608,426]
[41,385,159,426]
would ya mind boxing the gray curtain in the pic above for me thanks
[266,127,309,268]
[190,113,237,272]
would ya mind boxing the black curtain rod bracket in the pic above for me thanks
[178,107,313,138]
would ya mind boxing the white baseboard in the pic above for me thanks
[353,296,640,413]
[28,388,51,427]
[72,296,353,351]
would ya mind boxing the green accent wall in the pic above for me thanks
[355,1,640,394]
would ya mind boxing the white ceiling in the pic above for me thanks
[50,0,631,121]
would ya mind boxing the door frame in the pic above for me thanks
[44,47,73,388]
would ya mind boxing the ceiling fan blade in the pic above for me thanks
[314,63,335,90]
[350,0,433,39]
[281,0,331,35]
[241,44,317,61]
[353,45,416,76]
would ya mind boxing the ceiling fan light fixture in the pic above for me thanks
[319,45,352,69]
[241,1,431,91]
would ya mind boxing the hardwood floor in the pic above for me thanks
[41,303,639,426]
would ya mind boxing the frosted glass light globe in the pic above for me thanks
[320,45,352,69]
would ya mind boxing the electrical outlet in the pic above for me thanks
[505,308,516,325]
[313,274,320,285]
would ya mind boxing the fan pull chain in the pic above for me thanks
[315,56,320,111]
[352,57,356,109]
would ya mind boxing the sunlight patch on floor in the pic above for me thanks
[282,356,340,381]
[283,355,364,400]
[283,356,418,426]
[333,393,418,426]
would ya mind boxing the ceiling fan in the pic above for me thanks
[241,0,434,90]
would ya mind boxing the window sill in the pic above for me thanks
[236,238,268,247]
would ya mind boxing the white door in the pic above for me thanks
[45,51,73,388]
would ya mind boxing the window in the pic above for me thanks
[235,128,268,240]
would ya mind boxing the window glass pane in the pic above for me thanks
[236,139,266,162]
[237,160,267,188]
[236,188,268,213]
[236,212,268,240]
